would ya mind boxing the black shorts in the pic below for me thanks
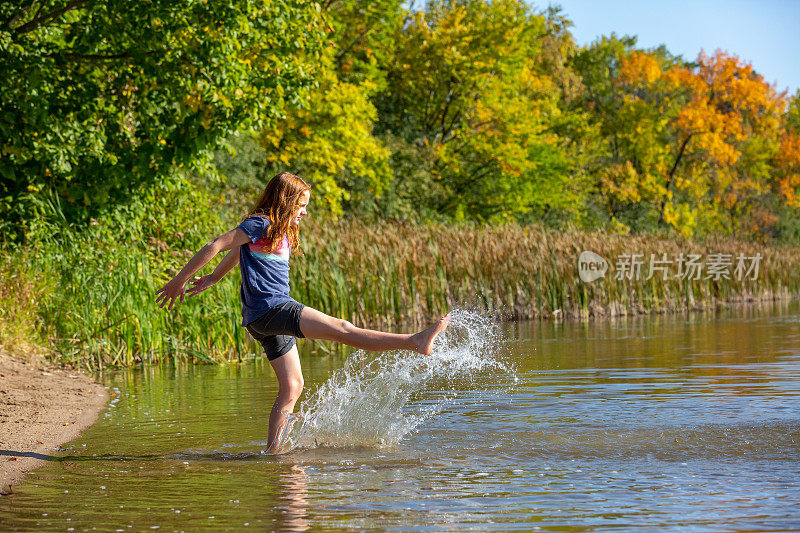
[245,300,306,361]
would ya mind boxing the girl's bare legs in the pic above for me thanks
[265,310,449,452]
[267,345,304,452]
[299,307,450,355]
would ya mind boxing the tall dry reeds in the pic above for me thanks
[293,219,800,327]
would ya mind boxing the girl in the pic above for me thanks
[155,171,451,452]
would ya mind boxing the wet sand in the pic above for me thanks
[0,350,109,493]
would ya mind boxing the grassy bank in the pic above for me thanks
[2,217,799,369]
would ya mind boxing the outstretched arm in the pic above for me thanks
[155,228,250,310]
[186,248,240,297]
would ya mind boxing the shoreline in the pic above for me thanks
[0,350,109,493]
[519,292,800,323]
[369,292,800,330]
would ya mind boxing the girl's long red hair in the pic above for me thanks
[246,172,310,254]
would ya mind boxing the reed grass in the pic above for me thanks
[0,247,54,356]
[293,219,800,328]
[2,215,800,369]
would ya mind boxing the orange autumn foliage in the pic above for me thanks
[665,51,783,166]
[774,133,800,207]
[613,47,795,237]
[619,50,661,86]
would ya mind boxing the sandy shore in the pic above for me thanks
[0,350,109,493]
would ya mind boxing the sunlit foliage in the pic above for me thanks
[0,0,326,239]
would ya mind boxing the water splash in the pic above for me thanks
[272,308,513,453]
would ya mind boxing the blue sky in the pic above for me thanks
[545,0,800,96]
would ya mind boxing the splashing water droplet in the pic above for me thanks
[277,308,513,452]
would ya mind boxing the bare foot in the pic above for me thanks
[413,313,451,355]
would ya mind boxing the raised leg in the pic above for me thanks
[298,307,450,355]
[266,345,304,452]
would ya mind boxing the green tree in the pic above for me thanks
[374,0,580,222]
[569,36,684,232]
[259,51,392,216]
[255,0,401,217]
[324,0,403,90]
[0,0,326,240]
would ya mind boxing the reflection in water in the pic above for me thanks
[276,464,309,532]
[1,302,799,530]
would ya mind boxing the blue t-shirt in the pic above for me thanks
[237,216,296,326]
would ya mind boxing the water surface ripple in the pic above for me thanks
[1,303,799,531]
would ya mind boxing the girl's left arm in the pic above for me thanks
[155,228,250,310]
[186,248,240,297]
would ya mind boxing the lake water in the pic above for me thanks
[2,303,799,531]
